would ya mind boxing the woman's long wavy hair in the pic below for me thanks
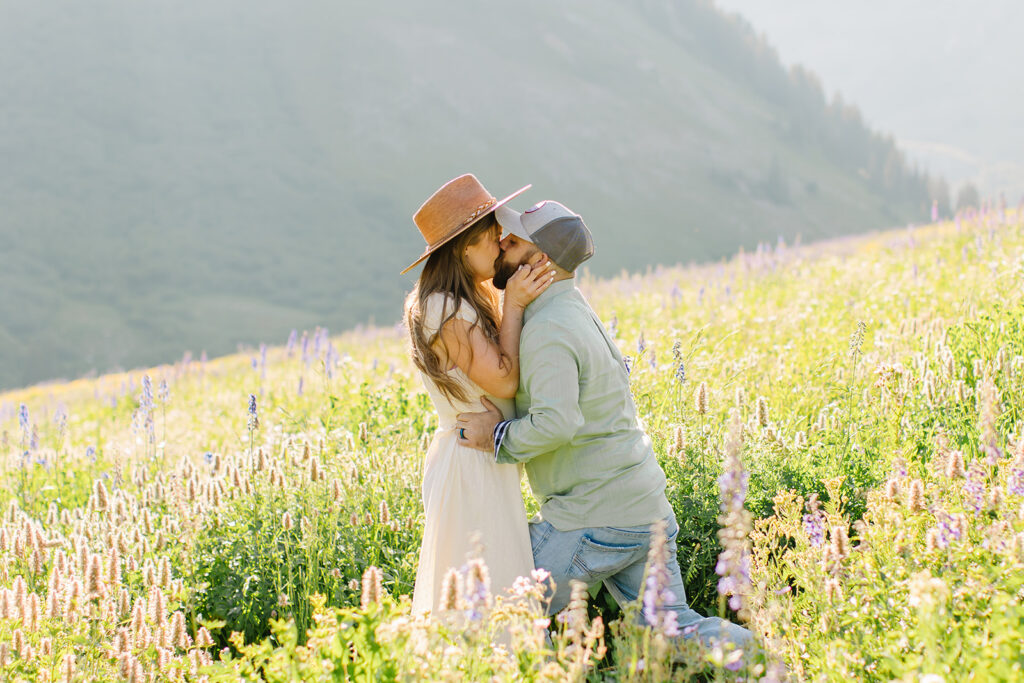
[404,214,505,404]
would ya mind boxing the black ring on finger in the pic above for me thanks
[459,428,465,439]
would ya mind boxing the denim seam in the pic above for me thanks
[531,522,554,555]
[604,526,655,536]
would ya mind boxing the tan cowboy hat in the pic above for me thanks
[401,174,531,275]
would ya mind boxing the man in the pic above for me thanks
[456,199,752,649]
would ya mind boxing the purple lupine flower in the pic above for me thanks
[286,329,297,357]
[642,519,681,636]
[325,343,337,380]
[247,394,259,431]
[18,404,29,444]
[637,332,647,356]
[934,510,960,548]
[802,510,825,547]
[158,379,170,403]
[137,375,156,443]
[623,355,633,376]
[1007,460,1024,497]
[964,462,986,514]
[648,348,657,370]
[85,446,97,461]
[54,407,67,443]
[674,361,686,385]
[461,559,491,622]
[141,375,152,405]
[297,376,304,396]
[669,284,682,306]
[715,413,751,619]
[251,357,258,370]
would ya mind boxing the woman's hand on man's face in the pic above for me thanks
[503,253,555,311]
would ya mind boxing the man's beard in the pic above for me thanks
[492,253,521,290]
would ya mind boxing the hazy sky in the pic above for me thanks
[714,0,1024,200]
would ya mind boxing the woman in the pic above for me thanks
[401,174,554,614]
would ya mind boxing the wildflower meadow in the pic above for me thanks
[1,207,1023,681]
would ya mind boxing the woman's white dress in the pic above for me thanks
[411,293,535,615]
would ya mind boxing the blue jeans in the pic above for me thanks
[530,514,752,648]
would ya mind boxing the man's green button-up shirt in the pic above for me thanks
[496,279,674,531]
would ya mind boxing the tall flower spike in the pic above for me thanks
[755,396,769,428]
[27,594,39,632]
[463,558,492,621]
[674,360,686,385]
[642,519,680,636]
[695,381,709,415]
[94,479,110,512]
[907,479,925,512]
[195,626,215,648]
[170,610,187,649]
[360,566,383,610]
[977,376,1003,464]
[945,450,965,478]
[440,568,461,611]
[715,410,752,620]
[563,579,590,638]
[247,394,259,431]
[830,526,850,561]
[802,494,825,547]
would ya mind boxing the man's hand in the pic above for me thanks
[456,397,504,451]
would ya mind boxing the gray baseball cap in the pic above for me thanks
[495,200,595,272]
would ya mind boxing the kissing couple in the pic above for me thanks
[401,174,751,649]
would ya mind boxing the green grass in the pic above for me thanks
[1,209,1020,680]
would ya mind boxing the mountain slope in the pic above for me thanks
[713,0,1024,199]
[0,0,935,389]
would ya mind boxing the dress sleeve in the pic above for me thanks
[421,293,478,337]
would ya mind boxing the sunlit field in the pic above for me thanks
[1,208,1022,681]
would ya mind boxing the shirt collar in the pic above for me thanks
[523,278,575,324]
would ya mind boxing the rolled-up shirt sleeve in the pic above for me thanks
[496,327,583,464]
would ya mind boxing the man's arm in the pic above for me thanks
[495,326,584,464]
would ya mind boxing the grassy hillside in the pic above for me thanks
[0,0,938,391]
[0,208,1021,680]
[715,0,1024,200]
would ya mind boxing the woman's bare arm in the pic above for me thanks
[440,258,554,398]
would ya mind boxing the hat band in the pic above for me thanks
[458,198,496,230]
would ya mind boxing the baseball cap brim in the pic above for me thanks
[494,205,535,243]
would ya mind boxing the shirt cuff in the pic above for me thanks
[492,419,512,462]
